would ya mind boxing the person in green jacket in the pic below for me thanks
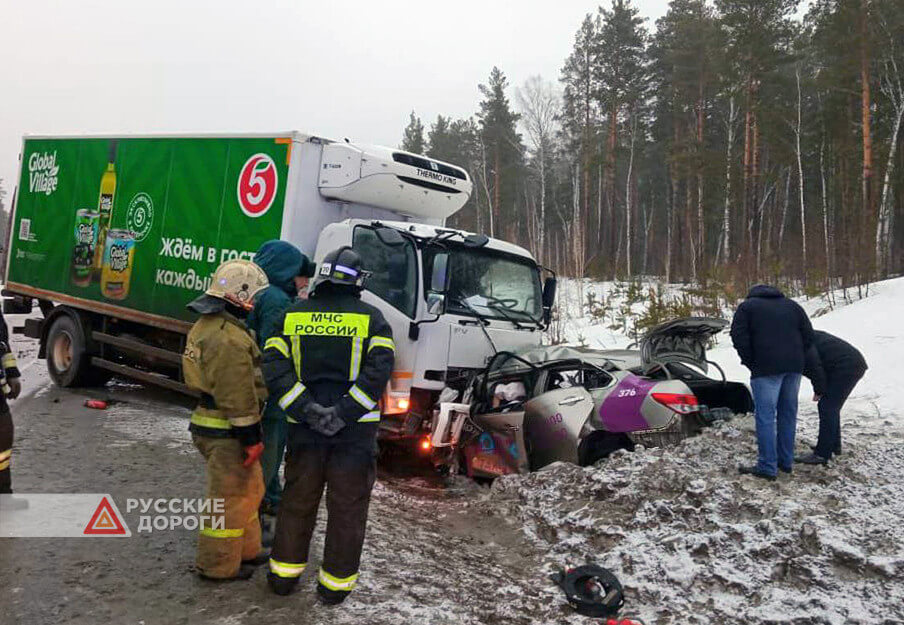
[247,240,316,519]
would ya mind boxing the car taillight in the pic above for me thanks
[651,392,699,414]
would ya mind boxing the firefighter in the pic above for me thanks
[262,246,394,604]
[0,311,23,494]
[182,259,270,581]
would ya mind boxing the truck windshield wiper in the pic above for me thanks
[448,296,498,354]
[485,303,536,330]
[483,298,543,330]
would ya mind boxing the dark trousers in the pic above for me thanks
[260,413,287,510]
[271,431,376,596]
[815,371,863,459]
[0,406,12,494]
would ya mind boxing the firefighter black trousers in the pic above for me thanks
[271,430,376,595]
[0,405,13,494]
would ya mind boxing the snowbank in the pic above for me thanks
[486,276,904,624]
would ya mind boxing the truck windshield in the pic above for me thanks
[427,247,542,322]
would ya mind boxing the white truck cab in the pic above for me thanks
[313,218,555,440]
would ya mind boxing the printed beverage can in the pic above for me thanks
[71,209,100,287]
[101,229,135,300]
[93,192,115,273]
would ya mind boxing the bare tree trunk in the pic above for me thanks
[686,179,697,281]
[876,108,902,276]
[625,111,637,278]
[538,143,546,264]
[876,30,904,276]
[795,67,808,282]
[742,82,754,269]
[642,189,654,276]
[606,106,618,278]
[477,136,492,236]
[572,163,583,277]
[666,177,674,284]
[755,183,776,277]
[493,146,501,239]
[719,96,737,267]
[778,168,791,250]
[597,164,603,254]
[820,131,832,287]
[861,0,875,278]
[696,89,705,273]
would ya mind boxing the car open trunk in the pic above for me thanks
[640,317,753,416]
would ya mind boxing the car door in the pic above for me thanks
[522,387,594,470]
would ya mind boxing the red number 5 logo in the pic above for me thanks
[237,153,278,218]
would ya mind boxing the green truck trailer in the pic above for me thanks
[4,132,552,443]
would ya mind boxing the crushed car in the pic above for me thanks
[428,317,753,479]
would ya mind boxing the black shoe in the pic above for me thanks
[779,465,793,475]
[795,453,829,465]
[197,563,256,581]
[267,571,299,596]
[317,584,349,605]
[811,444,841,456]
[738,465,777,481]
[242,549,271,567]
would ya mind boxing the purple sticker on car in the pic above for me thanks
[599,373,657,432]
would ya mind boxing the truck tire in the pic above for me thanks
[46,314,91,387]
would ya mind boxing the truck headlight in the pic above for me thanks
[383,391,411,415]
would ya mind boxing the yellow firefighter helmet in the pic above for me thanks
[205,259,269,310]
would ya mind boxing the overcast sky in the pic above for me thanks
[0,0,685,191]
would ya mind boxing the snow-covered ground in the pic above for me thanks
[4,279,902,624]
[481,277,904,624]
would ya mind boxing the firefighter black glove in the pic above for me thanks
[305,403,345,437]
[6,377,21,400]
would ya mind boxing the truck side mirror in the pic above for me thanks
[542,277,557,326]
[430,252,449,294]
[427,293,445,315]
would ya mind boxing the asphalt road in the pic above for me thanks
[0,341,559,625]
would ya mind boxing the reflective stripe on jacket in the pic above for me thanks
[261,292,394,427]
[183,311,267,437]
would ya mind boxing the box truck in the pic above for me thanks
[3,132,556,442]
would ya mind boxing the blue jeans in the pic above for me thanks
[260,411,287,510]
[750,373,801,476]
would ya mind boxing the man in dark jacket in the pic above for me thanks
[247,240,315,517]
[731,285,814,480]
[796,330,868,464]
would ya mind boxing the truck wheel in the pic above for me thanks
[46,314,90,387]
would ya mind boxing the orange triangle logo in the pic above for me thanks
[84,496,128,535]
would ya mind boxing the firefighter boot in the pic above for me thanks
[268,571,301,596]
